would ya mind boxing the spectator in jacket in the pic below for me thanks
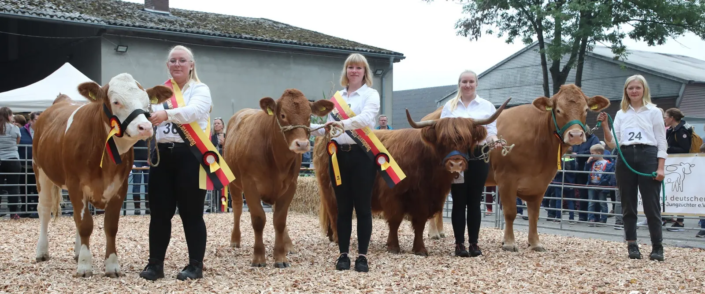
[375,115,393,130]
[19,112,41,218]
[664,108,692,231]
[547,147,577,222]
[573,132,600,222]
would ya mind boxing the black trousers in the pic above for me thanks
[147,143,207,264]
[451,147,490,245]
[328,143,376,255]
[1,159,21,213]
[616,145,662,244]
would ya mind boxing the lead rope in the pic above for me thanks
[147,105,160,167]
[477,135,515,163]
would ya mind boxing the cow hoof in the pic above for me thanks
[530,245,546,252]
[75,270,93,278]
[414,250,429,257]
[387,248,401,254]
[439,232,446,238]
[36,255,50,262]
[429,235,441,240]
[105,272,120,278]
[230,242,241,249]
[251,263,266,267]
[274,262,290,268]
[502,244,519,252]
[74,255,79,262]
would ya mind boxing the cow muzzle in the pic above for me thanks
[104,104,151,139]
[289,139,310,153]
[443,150,469,177]
[564,129,586,145]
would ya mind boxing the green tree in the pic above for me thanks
[428,0,705,96]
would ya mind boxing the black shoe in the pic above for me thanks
[455,244,470,257]
[627,242,642,260]
[139,262,165,281]
[667,222,685,232]
[134,210,141,215]
[649,244,664,261]
[354,255,369,272]
[176,260,203,280]
[468,243,482,257]
[696,230,705,238]
[335,253,350,270]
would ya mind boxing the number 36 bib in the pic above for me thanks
[622,127,647,144]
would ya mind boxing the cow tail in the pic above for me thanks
[51,185,61,222]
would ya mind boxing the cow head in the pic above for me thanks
[532,84,610,145]
[260,89,335,153]
[407,98,511,177]
[78,73,173,141]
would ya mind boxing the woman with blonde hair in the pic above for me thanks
[310,53,379,272]
[140,45,213,280]
[441,70,504,258]
[597,74,667,261]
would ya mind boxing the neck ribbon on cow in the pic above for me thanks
[550,109,588,139]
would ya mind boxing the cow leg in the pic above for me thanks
[34,170,54,262]
[273,188,295,268]
[526,199,546,252]
[244,185,266,267]
[428,212,445,239]
[499,185,519,252]
[103,185,126,278]
[386,213,403,254]
[229,183,243,248]
[283,225,294,254]
[411,216,429,256]
[72,197,95,278]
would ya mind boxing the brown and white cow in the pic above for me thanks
[315,99,510,255]
[225,89,334,268]
[32,73,172,277]
[427,84,609,251]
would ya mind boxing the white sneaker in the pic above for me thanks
[637,220,647,227]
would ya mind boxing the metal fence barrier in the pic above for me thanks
[3,146,703,242]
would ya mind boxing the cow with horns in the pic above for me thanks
[32,73,173,277]
[427,84,610,251]
[315,98,510,255]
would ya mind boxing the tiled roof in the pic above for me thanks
[0,0,404,57]
[589,47,705,83]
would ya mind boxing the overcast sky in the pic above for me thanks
[125,0,705,91]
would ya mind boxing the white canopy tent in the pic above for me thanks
[0,62,93,113]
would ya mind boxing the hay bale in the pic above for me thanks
[290,176,320,216]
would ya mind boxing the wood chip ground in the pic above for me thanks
[1,212,703,293]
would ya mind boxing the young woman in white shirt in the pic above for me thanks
[440,70,503,258]
[310,53,379,272]
[140,45,213,280]
[597,74,667,261]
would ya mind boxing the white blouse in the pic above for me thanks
[440,95,498,144]
[610,103,668,159]
[151,80,212,143]
[311,84,380,145]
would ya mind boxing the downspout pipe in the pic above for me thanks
[379,56,394,115]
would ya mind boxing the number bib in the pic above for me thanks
[623,127,647,144]
[157,122,182,141]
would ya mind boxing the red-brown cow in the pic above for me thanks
[428,84,610,251]
[225,89,334,268]
[33,73,172,277]
[316,99,510,255]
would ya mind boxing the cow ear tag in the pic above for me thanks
[590,105,598,110]
[89,92,97,101]
[267,108,273,116]
[545,106,552,111]
[320,106,326,111]
[150,96,158,104]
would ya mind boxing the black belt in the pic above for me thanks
[620,144,655,149]
[158,142,190,149]
[335,142,361,152]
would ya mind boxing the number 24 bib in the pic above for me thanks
[622,128,647,144]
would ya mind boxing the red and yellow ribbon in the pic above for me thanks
[164,79,236,191]
[328,91,405,188]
